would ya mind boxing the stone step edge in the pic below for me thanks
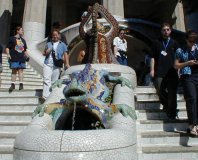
[142,145,198,153]
[0,132,19,138]
[141,130,195,138]
[139,118,188,124]
[0,121,31,125]
[0,145,13,154]
[0,111,33,116]
[136,108,186,112]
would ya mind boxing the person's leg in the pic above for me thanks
[43,64,53,99]
[182,76,197,126]
[123,57,128,66]
[51,66,61,84]
[9,69,18,92]
[166,76,178,118]
[18,69,24,90]
[154,77,168,109]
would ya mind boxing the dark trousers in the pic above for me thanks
[181,74,198,125]
[116,51,127,66]
[154,72,178,117]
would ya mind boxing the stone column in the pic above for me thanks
[103,0,124,18]
[22,0,47,74]
[172,2,185,32]
[23,0,47,48]
[0,0,12,46]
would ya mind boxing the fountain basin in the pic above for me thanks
[14,64,137,160]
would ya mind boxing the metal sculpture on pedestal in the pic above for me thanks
[79,3,119,64]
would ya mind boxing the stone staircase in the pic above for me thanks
[135,86,198,160]
[0,54,43,160]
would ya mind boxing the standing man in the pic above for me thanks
[150,23,179,119]
[113,29,128,65]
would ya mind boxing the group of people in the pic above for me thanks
[3,21,198,135]
[4,23,70,101]
[150,23,198,136]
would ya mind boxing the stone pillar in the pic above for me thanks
[0,0,12,46]
[172,2,185,32]
[103,0,124,18]
[23,0,47,48]
[22,0,47,75]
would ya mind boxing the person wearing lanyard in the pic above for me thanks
[175,30,198,135]
[150,23,179,119]
[113,29,128,65]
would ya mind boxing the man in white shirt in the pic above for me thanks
[113,29,128,65]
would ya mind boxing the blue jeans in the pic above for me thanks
[116,55,127,66]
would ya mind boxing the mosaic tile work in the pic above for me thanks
[14,64,137,160]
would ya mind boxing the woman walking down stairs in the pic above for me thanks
[135,86,198,160]
[0,53,43,160]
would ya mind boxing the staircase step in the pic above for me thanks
[0,97,39,104]
[0,84,43,90]
[1,73,42,79]
[137,108,187,120]
[0,89,42,97]
[1,81,42,86]
[0,121,30,132]
[141,146,198,160]
[138,119,188,132]
[140,131,198,146]
[0,104,37,112]
[2,67,34,72]
[135,93,184,102]
[0,111,32,121]
[1,76,43,82]
[2,70,39,76]
[0,131,19,138]
[0,145,13,154]
[136,101,186,110]
[135,86,157,94]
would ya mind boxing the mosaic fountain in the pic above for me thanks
[13,3,137,160]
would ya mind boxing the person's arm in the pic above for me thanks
[23,40,29,57]
[150,58,155,78]
[113,45,118,57]
[174,59,198,69]
[113,37,118,57]
[43,43,52,56]
[5,48,10,60]
[63,52,70,69]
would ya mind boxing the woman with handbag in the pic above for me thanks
[6,26,29,92]
[42,29,70,100]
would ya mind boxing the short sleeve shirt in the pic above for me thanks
[175,44,198,75]
[151,37,179,77]
[44,41,68,65]
[113,37,127,52]
[6,36,27,62]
